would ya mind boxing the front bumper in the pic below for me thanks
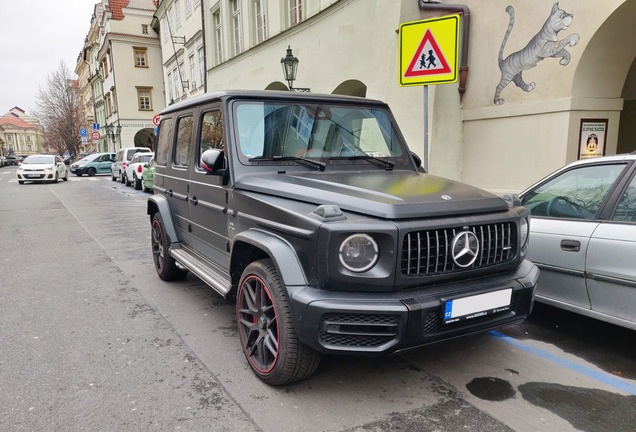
[17,173,54,181]
[287,260,538,355]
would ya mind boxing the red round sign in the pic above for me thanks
[153,114,161,126]
[91,131,101,140]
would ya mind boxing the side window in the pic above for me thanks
[199,110,224,159]
[612,174,636,222]
[156,117,174,166]
[174,115,194,167]
[521,163,627,220]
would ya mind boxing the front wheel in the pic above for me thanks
[88,167,96,177]
[237,259,321,385]
[151,212,188,281]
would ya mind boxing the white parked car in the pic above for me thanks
[16,155,68,184]
[125,152,154,189]
[111,147,152,183]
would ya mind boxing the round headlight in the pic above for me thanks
[339,234,379,272]
[520,217,530,249]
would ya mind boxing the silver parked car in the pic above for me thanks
[520,154,636,330]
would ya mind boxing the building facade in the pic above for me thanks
[0,108,44,156]
[190,0,636,193]
[92,0,165,152]
[154,0,206,106]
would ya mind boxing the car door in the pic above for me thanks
[188,107,231,271]
[585,169,636,326]
[96,154,110,173]
[165,112,196,244]
[521,162,629,309]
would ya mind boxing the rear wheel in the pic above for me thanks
[237,259,321,385]
[134,174,142,190]
[151,212,188,281]
[111,171,117,181]
[120,170,126,183]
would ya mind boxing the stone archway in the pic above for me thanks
[571,1,636,154]
[332,80,367,97]
[134,128,155,150]
[265,81,289,91]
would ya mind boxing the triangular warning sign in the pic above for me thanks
[404,29,452,77]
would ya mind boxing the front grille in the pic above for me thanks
[318,313,399,348]
[401,222,517,276]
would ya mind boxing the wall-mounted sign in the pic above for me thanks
[579,119,607,160]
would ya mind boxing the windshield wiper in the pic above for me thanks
[249,155,326,171]
[329,155,395,170]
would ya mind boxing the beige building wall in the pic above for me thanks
[97,0,164,151]
[198,0,636,193]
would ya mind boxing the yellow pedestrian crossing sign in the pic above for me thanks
[399,15,460,86]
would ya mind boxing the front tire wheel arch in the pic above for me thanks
[237,259,320,385]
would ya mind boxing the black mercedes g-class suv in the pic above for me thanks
[148,90,538,385]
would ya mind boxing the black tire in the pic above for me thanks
[63,171,68,181]
[151,212,188,281]
[88,167,96,177]
[120,170,126,184]
[111,171,117,181]
[53,172,59,183]
[76,173,83,177]
[237,259,321,385]
[134,174,142,190]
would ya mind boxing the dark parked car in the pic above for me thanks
[5,155,23,165]
[519,154,636,330]
[147,90,538,385]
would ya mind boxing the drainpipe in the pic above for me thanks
[418,0,470,99]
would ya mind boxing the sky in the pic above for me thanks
[0,1,99,116]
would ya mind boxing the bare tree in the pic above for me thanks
[35,61,83,157]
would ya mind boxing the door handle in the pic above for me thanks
[190,196,198,206]
[560,239,581,252]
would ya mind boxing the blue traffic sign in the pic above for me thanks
[80,128,87,137]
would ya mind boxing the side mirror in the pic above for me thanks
[201,149,228,184]
[410,151,426,172]
[201,149,225,173]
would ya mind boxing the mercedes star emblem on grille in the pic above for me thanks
[451,231,480,268]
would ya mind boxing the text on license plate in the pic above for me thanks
[443,288,512,324]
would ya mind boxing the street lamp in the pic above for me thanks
[280,45,299,91]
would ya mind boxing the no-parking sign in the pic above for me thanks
[91,131,101,140]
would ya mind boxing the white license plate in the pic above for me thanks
[26,174,40,178]
[443,288,512,324]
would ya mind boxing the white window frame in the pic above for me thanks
[254,0,267,44]
[198,46,205,87]
[231,0,243,56]
[189,54,197,90]
[213,9,223,65]
[289,0,302,26]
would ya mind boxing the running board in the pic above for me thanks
[170,248,231,297]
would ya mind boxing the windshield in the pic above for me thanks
[234,101,406,167]
[78,154,99,163]
[23,155,54,164]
